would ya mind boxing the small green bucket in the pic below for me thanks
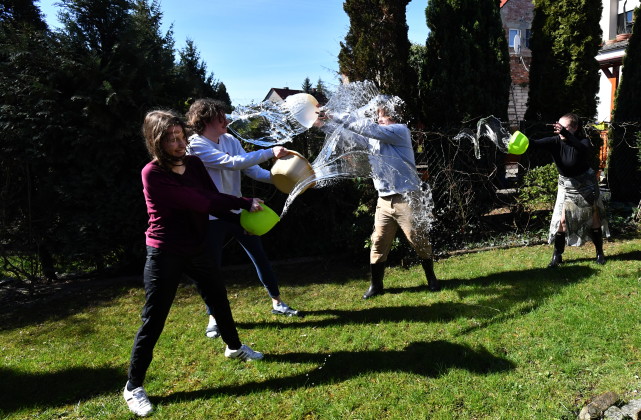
[508,131,529,155]
[240,203,280,236]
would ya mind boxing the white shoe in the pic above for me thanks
[205,316,221,339]
[123,382,153,416]
[224,344,264,361]
[205,324,220,339]
[272,301,300,317]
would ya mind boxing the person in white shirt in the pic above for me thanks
[186,99,301,339]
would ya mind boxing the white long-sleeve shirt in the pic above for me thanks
[187,133,274,217]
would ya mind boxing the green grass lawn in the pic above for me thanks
[1,238,640,419]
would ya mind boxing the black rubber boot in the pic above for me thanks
[548,232,566,268]
[592,228,606,265]
[421,259,441,292]
[363,263,385,299]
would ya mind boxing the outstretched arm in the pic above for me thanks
[188,137,275,171]
[143,166,252,218]
[336,114,411,147]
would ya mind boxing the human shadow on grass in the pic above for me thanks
[448,265,596,336]
[561,249,641,265]
[236,265,595,332]
[244,303,483,328]
[442,264,594,290]
[157,340,515,403]
[256,258,369,287]
[604,250,641,261]
[0,366,122,414]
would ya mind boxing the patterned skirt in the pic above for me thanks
[548,168,610,246]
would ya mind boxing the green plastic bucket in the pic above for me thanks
[508,131,529,155]
[240,203,280,236]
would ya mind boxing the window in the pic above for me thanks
[617,11,634,34]
[508,29,531,52]
[508,29,520,48]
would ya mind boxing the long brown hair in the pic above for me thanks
[142,110,188,169]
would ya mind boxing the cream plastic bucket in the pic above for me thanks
[283,93,320,128]
[270,151,316,194]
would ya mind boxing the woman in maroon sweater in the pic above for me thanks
[124,110,264,417]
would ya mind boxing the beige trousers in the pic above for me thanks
[370,194,432,264]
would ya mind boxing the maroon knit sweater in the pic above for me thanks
[142,155,252,255]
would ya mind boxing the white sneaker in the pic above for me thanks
[205,316,221,339]
[272,301,300,317]
[123,382,153,416]
[206,325,220,338]
[224,344,264,361]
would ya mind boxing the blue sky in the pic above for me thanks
[36,0,429,106]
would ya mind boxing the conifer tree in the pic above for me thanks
[338,0,416,117]
[215,81,231,107]
[609,7,641,202]
[43,0,187,271]
[419,0,511,127]
[525,0,603,122]
[1,0,238,279]
[612,7,641,124]
[130,0,178,107]
[315,78,328,96]
[0,0,47,30]
[408,43,426,88]
[302,77,313,93]
[0,0,61,280]
[177,38,230,108]
[50,0,156,270]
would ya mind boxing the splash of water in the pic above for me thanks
[281,149,434,233]
[226,97,315,147]
[280,81,435,232]
[227,93,320,147]
[322,80,408,124]
[454,116,511,159]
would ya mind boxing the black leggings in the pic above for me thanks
[127,246,241,387]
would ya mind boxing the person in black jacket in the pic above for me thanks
[528,113,609,267]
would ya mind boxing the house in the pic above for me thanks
[596,0,639,196]
[498,0,638,187]
[500,0,534,126]
[500,0,638,126]
[263,87,328,105]
[596,0,639,123]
